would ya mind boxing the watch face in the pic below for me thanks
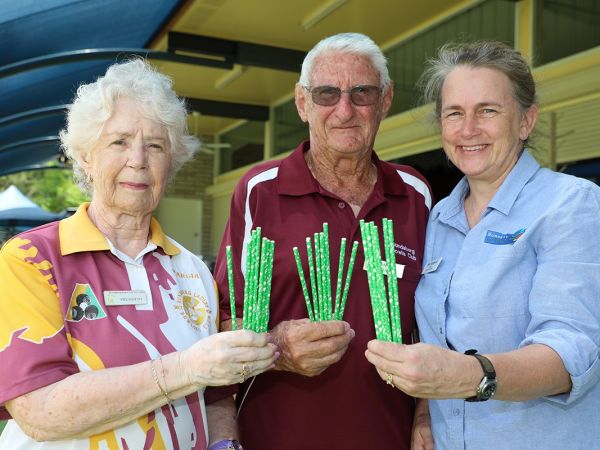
[229,441,243,450]
[478,378,497,401]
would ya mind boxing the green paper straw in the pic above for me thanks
[306,237,319,322]
[383,219,402,343]
[322,224,332,320]
[293,246,315,321]
[338,240,358,320]
[314,232,324,320]
[255,237,270,332]
[360,220,380,338]
[260,240,275,332]
[370,222,391,341]
[333,238,347,320]
[226,246,237,331]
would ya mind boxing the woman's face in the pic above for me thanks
[83,97,171,216]
[440,66,537,187]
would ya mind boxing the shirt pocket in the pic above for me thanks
[452,250,528,319]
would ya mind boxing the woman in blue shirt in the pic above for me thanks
[365,41,600,449]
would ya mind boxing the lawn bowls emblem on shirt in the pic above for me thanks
[175,291,210,330]
[67,283,107,322]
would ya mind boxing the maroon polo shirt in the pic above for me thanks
[214,141,431,450]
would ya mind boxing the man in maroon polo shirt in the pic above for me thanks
[212,33,431,450]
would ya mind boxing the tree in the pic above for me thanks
[0,168,89,212]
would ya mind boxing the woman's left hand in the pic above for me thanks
[365,340,479,399]
[181,330,278,388]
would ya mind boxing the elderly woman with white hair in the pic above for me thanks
[0,59,277,450]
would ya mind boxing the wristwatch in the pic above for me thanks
[464,349,497,402]
[208,439,243,450]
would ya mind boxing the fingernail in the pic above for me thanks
[265,333,273,343]
[273,351,281,359]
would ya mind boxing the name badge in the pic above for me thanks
[422,257,442,274]
[363,260,405,278]
[104,290,148,306]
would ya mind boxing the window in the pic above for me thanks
[272,99,308,155]
[218,121,265,174]
[385,0,515,116]
[537,0,600,65]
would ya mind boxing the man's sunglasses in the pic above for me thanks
[303,85,382,107]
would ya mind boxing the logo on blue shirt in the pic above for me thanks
[484,228,525,245]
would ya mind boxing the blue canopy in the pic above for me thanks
[0,0,183,176]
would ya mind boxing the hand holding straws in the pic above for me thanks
[360,218,403,343]
[293,223,359,321]
[225,227,275,332]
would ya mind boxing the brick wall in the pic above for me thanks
[165,151,215,261]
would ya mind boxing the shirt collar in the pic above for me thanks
[59,203,180,256]
[436,149,540,223]
[277,140,406,197]
[488,150,539,215]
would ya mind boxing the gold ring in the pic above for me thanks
[385,372,394,387]
[241,363,249,382]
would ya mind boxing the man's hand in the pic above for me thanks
[411,398,434,450]
[271,318,355,376]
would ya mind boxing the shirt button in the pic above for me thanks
[338,202,345,209]
[453,408,461,416]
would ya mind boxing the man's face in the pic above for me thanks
[295,52,393,157]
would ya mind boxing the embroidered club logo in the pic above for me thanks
[484,228,526,245]
[66,283,107,322]
[175,291,210,330]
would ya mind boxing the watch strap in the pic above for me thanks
[465,349,496,379]
[208,439,243,450]
[465,349,497,401]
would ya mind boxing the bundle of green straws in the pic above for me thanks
[225,227,275,332]
[292,223,359,322]
[359,219,403,343]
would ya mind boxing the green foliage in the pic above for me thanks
[0,420,5,435]
[0,169,89,213]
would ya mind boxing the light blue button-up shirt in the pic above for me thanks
[415,151,600,449]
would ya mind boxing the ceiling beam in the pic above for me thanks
[186,97,269,121]
[168,32,306,73]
